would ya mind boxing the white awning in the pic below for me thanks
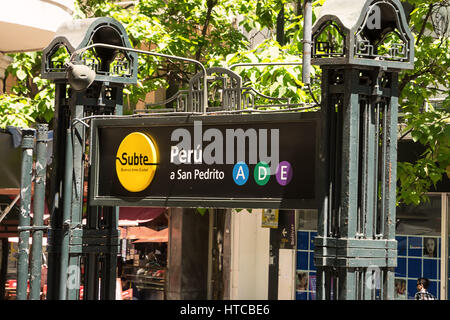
[0,0,74,53]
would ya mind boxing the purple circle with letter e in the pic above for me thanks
[276,161,293,186]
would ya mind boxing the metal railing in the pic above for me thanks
[131,62,320,114]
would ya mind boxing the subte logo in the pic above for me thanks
[115,132,159,192]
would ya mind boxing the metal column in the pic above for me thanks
[310,0,414,300]
[41,18,137,300]
[17,129,35,300]
[46,81,69,300]
[314,67,399,300]
[58,129,73,299]
[66,100,85,300]
[29,124,48,300]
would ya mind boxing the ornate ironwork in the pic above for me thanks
[44,43,71,73]
[353,1,411,62]
[311,0,414,69]
[80,48,133,78]
[188,67,242,112]
[41,17,138,84]
[312,21,346,58]
[40,17,138,301]
[136,65,318,114]
[313,0,415,301]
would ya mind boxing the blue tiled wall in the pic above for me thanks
[295,230,317,300]
[396,235,442,299]
[296,232,447,300]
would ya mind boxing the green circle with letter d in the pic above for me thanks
[254,162,270,186]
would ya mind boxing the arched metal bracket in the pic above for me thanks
[135,61,320,114]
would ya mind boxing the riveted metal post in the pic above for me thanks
[59,129,73,299]
[302,0,312,85]
[67,101,85,300]
[46,82,69,300]
[84,205,100,300]
[384,71,400,300]
[41,18,139,300]
[101,90,123,300]
[314,66,400,300]
[17,129,35,300]
[340,68,360,240]
[312,0,414,300]
[29,124,48,300]
[101,206,120,300]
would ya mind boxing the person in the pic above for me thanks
[414,278,436,300]
[297,272,308,291]
[423,238,436,257]
[394,279,406,300]
[40,263,48,300]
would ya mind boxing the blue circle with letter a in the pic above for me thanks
[232,162,249,186]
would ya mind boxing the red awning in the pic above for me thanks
[119,207,165,223]
[132,228,168,243]
[119,226,168,243]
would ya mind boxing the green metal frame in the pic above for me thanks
[27,0,415,300]
[314,66,400,300]
[17,129,34,300]
[41,18,134,300]
[312,0,414,300]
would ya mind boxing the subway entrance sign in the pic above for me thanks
[90,112,319,209]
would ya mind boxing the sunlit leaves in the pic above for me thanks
[397,1,450,205]
[0,95,35,128]
[0,52,55,128]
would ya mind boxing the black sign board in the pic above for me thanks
[90,113,319,209]
[277,210,296,249]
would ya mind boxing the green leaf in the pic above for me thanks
[16,69,27,81]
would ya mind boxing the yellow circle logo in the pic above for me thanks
[115,132,159,192]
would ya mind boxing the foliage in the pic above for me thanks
[0,94,35,128]
[0,51,55,129]
[0,0,448,206]
[209,0,323,107]
[396,0,450,205]
[74,0,322,110]
[210,39,316,106]
[76,0,251,109]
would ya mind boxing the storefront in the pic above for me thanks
[294,139,450,300]
[117,207,168,300]
[295,193,450,300]
[0,205,170,300]
[394,193,449,299]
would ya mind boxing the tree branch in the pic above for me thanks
[416,3,434,45]
[195,0,218,62]
[398,115,450,142]
[399,61,437,93]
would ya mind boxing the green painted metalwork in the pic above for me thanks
[46,82,68,300]
[17,129,35,300]
[66,102,85,300]
[41,18,138,85]
[41,18,135,300]
[29,124,48,300]
[313,0,414,300]
[33,3,414,301]
[58,129,72,299]
[311,0,414,70]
